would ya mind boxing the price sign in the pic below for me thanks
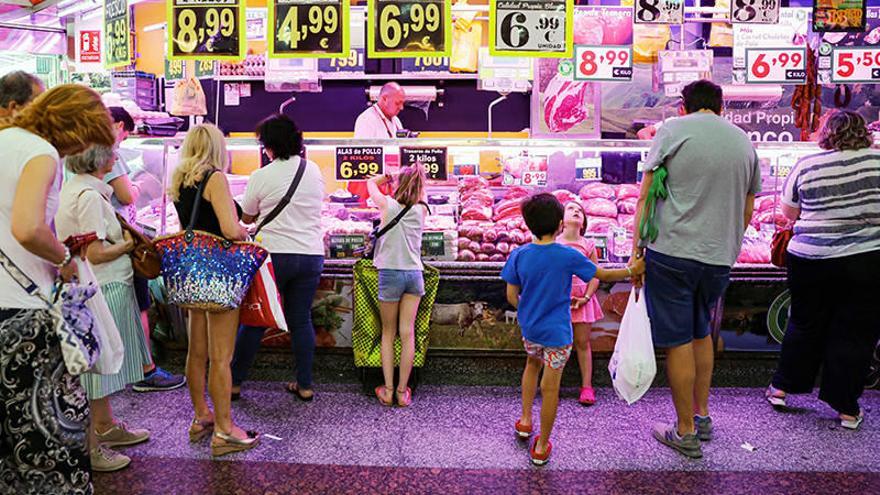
[490,0,573,58]
[573,45,633,82]
[453,164,479,176]
[329,234,365,258]
[318,47,364,72]
[769,162,794,178]
[421,232,445,257]
[745,48,807,84]
[104,0,131,68]
[634,0,684,25]
[165,59,186,81]
[730,0,780,24]
[368,0,451,58]
[813,0,866,33]
[575,158,602,181]
[195,59,217,78]
[401,56,450,73]
[400,147,447,181]
[268,0,349,58]
[832,47,880,83]
[521,170,547,187]
[168,0,246,60]
[335,147,384,181]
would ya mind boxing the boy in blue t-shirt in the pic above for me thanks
[502,193,645,466]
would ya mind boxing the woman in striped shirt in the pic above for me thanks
[767,110,880,430]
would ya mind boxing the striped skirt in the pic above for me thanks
[81,281,152,400]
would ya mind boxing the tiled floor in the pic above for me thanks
[93,383,880,494]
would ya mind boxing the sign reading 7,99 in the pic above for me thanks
[168,0,246,60]
[368,0,451,58]
[336,147,384,181]
[104,0,131,68]
[269,0,350,58]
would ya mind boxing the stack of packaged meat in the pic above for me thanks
[456,180,534,262]
[574,183,639,236]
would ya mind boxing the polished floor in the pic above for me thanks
[93,383,880,494]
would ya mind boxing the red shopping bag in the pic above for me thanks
[240,256,288,331]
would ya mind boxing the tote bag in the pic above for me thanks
[75,258,124,375]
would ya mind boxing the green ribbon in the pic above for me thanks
[638,165,669,245]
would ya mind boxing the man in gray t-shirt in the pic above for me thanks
[630,80,760,459]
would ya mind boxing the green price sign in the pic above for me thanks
[165,59,186,81]
[168,0,246,60]
[104,0,132,68]
[195,59,217,78]
[368,0,451,58]
[421,232,445,257]
[329,234,366,258]
[269,0,350,58]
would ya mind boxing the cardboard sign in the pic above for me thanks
[168,0,246,60]
[573,45,633,81]
[368,0,451,58]
[335,147,384,181]
[104,0,131,68]
[268,0,349,58]
[490,0,573,58]
[400,147,447,181]
[745,47,807,84]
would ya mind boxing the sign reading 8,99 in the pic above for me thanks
[368,0,451,58]
[269,0,349,58]
[104,0,131,68]
[168,0,245,60]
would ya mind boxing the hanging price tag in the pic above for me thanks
[195,59,217,78]
[634,0,684,25]
[745,47,807,84]
[336,147,384,181]
[165,59,186,81]
[573,45,633,82]
[400,147,447,181]
[268,0,349,58]
[521,170,547,187]
[368,0,451,58]
[490,0,573,58]
[168,0,246,60]
[813,0,866,33]
[401,56,450,73]
[318,47,364,72]
[104,0,131,68]
[575,158,602,181]
[831,47,880,83]
[729,0,780,24]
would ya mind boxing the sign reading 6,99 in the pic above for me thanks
[336,147,384,181]
[269,0,349,58]
[168,0,246,60]
[104,0,131,68]
[368,0,451,58]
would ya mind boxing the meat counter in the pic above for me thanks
[123,136,812,354]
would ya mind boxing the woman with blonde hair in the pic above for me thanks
[0,84,114,493]
[367,165,428,407]
[169,124,258,456]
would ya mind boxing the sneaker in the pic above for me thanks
[652,423,703,459]
[840,411,864,430]
[694,415,713,441]
[95,421,150,448]
[529,437,552,466]
[765,385,787,408]
[133,367,186,392]
[90,445,131,472]
[578,387,596,406]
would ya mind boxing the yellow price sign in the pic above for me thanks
[368,0,451,58]
[335,147,384,181]
[269,0,349,58]
[104,0,131,68]
[168,0,245,61]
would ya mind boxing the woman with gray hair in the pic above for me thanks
[56,145,153,472]
[767,110,880,430]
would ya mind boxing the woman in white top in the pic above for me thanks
[367,165,428,407]
[231,114,325,401]
[56,145,153,472]
[0,84,115,494]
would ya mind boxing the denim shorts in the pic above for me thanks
[645,250,731,348]
[377,269,425,302]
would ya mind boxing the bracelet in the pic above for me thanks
[625,266,633,277]
[55,246,71,269]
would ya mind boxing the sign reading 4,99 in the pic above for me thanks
[269,0,349,58]
[104,0,131,68]
[368,0,451,58]
[168,0,246,60]
[490,0,573,58]
[336,147,384,181]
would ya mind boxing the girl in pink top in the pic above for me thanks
[558,201,605,405]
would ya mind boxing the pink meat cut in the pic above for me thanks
[543,77,590,133]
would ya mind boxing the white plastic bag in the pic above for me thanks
[609,288,656,404]
[76,258,124,375]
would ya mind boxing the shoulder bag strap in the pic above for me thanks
[187,170,216,233]
[253,160,307,238]
[0,245,53,308]
[374,204,413,242]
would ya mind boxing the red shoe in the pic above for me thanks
[514,420,532,439]
[530,437,552,466]
[579,387,596,406]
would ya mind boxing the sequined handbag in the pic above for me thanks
[154,174,268,312]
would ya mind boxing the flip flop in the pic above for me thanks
[375,386,393,407]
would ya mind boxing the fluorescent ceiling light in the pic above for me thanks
[58,1,98,18]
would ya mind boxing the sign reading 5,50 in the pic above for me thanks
[832,47,880,83]
[269,0,349,58]
[168,0,245,60]
[104,0,131,68]
[368,0,451,58]
[336,147,384,181]
[490,0,573,58]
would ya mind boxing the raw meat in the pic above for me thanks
[504,187,531,201]
[496,242,510,255]
[737,239,771,264]
[476,253,490,262]
[459,176,488,190]
[586,216,619,234]
[617,197,638,214]
[462,206,493,222]
[756,196,780,213]
[616,184,640,200]
[617,214,635,231]
[489,254,506,262]
[543,77,591,133]
[458,250,476,262]
[480,243,496,255]
[579,182,616,200]
[552,189,578,204]
[457,238,472,251]
[483,230,498,242]
[584,198,619,218]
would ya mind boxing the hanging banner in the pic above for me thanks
[367,0,451,58]
[168,0,246,60]
[730,0,781,24]
[813,0,866,33]
[634,0,684,25]
[104,0,131,68]
[268,0,349,58]
[489,0,573,58]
